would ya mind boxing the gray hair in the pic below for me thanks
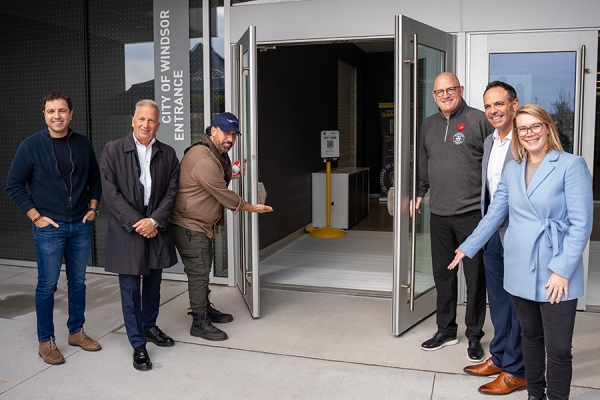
[134,99,160,116]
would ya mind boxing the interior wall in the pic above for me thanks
[364,52,394,195]
[256,43,365,248]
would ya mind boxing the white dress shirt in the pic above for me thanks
[133,133,156,207]
[487,129,512,202]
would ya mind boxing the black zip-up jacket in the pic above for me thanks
[416,100,494,216]
[5,128,102,222]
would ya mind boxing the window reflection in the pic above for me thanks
[489,52,576,153]
[210,1,225,119]
[124,43,154,91]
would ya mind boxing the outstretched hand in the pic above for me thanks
[448,248,466,270]
[253,204,273,213]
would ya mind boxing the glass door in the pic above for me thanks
[467,30,598,309]
[232,26,260,317]
[392,15,455,335]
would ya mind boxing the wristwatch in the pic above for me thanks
[89,207,99,216]
[150,218,159,229]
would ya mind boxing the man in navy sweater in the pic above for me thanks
[6,91,102,365]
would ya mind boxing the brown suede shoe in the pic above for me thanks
[478,372,527,395]
[68,329,102,351]
[39,338,65,365]
[463,356,502,376]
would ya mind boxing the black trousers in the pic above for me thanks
[118,269,162,349]
[430,210,486,340]
[512,295,577,400]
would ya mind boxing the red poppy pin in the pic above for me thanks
[457,123,465,131]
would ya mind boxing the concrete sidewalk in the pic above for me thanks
[1,265,599,399]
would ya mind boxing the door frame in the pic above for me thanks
[231,26,261,317]
[465,29,598,310]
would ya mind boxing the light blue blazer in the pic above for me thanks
[461,150,593,302]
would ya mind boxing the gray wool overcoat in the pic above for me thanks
[100,133,180,275]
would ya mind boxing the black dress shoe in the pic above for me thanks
[467,338,485,363]
[133,345,152,371]
[145,326,175,347]
[421,332,458,351]
[527,394,546,400]
[207,303,233,323]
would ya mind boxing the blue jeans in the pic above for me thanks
[33,220,93,342]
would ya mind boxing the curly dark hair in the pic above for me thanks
[43,91,72,111]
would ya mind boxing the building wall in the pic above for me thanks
[230,0,600,41]
[1,0,598,264]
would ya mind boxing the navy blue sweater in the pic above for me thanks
[5,129,102,222]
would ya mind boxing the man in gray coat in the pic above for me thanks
[414,72,493,362]
[100,99,180,371]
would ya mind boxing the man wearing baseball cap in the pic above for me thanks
[171,112,273,341]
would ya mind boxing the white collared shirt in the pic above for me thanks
[487,129,512,202]
[133,133,156,206]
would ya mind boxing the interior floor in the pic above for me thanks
[259,198,436,295]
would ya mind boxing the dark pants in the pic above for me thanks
[430,210,486,340]
[172,225,213,314]
[483,231,524,377]
[118,269,163,348]
[512,295,577,400]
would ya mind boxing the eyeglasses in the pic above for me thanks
[432,86,460,97]
[516,123,545,137]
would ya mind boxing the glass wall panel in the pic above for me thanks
[587,41,600,308]
[489,52,577,153]
[190,0,205,145]
[211,0,228,278]
[211,0,226,118]
[88,0,155,267]
[0,0,87,263]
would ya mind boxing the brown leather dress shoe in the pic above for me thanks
[478,372,527,395]
[463,356,502,376]
[39,338,65,365]
[68,329,102,351]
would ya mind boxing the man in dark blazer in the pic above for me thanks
[100,99,180,371]
[462,81,525,395]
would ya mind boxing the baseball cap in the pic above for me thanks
[212,112,240,134]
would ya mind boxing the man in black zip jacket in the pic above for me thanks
[412,73,494,363]
[5,91,102,365]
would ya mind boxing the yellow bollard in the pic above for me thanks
[309,161,347,239]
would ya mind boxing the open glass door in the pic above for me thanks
[232,26,260,317]
[392,15,455,335]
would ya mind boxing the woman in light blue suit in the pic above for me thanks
[449,104,592,400]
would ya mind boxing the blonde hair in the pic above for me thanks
[511,104,563,162]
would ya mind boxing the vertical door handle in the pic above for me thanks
[409,34,418,312]
[576,45,586,155]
